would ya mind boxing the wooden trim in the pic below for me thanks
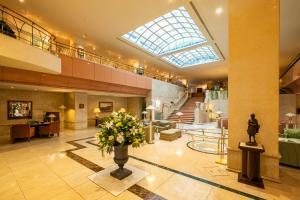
[0,66,150,96]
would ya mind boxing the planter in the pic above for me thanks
[110,145,132,180]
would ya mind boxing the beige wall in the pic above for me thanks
[279,94,296,122]
[148,79,185,119]
[297,94,300,108]
[228,0,279,181]
[65,92,88,130]
[0,89,64,136]
[0,34,61,74]
[87,95,127,127]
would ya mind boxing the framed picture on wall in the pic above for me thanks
[7,101,32,119]
[99,102,113,112]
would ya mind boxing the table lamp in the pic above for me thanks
[48,114,56,122]
[285,112,296,128]
[94,107,101,118]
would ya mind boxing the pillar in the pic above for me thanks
[127,97,144,119]
[64,92,88,129]
[228,0,280,181]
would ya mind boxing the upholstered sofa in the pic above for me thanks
[143,120,177,143]
[279,129,300,168]
[152,120,176,132]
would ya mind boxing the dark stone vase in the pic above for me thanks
[110,145,132,180]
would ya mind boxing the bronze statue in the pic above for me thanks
[247,113,260,146]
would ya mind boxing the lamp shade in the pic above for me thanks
[176,112,183,116]
[93,108,101,113]
[119,108,126,112]
[59,105,66,109]
[142,111,148,114]
[146,105,155,110]
[48,114,56,118]
[286,112,296,117]
[215,110,223,115]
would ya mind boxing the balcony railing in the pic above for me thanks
[0,4,186,87]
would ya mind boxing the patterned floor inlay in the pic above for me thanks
[87,139,265,200]
[65,137,165,200]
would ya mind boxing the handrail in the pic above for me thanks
[0,4,186,86]
[162,91,189,119]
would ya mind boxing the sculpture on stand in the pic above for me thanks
[238,113,264,188]
[246,113,260,146]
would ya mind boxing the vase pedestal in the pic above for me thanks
[110,167,132,180]
[111,145,132,180]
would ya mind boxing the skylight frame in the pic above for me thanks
[161,45,220,68]
[121,6,222,68]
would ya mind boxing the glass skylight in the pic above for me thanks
[121,6,221,68]
[162,45,220,68]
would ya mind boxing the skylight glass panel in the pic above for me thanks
[122,6,207,56]
[162,45,220,68]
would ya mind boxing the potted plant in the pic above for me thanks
[95,109,145,180]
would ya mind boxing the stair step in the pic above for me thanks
[167,96,205,122]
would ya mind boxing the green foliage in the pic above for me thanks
[95,110,145,154]
[284,129,300,139]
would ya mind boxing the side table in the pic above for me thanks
[238,142,265,188]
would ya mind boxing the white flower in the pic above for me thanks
[108,135,114,141]
[130,128,138,135]
[105,121,113,129]
[116,134,124,143]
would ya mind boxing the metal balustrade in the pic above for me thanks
[0,4,186,86]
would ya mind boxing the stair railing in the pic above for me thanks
[0,4,187,86]
[162,90,190,120]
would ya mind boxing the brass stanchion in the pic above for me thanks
[215,127,227,165]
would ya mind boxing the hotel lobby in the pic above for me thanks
[0,0,300,200]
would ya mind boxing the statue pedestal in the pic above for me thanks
[238,142,265,188]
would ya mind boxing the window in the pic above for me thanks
[162,45,219,68]
[122,6,220,68]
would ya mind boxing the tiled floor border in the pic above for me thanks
[64,137,166,200]
[86,139,265,200]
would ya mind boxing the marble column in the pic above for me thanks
[64,92,88,130]
[227,0,280,181]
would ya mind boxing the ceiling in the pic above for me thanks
[0,0,299,82]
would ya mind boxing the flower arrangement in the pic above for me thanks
[96,109,145,154]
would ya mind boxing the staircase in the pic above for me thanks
[167,96,204,124]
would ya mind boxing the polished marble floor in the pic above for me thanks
[0,127,299,200]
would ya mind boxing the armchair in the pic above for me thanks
[11,124,35,143]
[39,122,60,137]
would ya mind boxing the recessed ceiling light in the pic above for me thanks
[215,7,223,15]
[19,0,25,3]
[10,86,15,89]
[92,47,96,50]
[34,88,38,91]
